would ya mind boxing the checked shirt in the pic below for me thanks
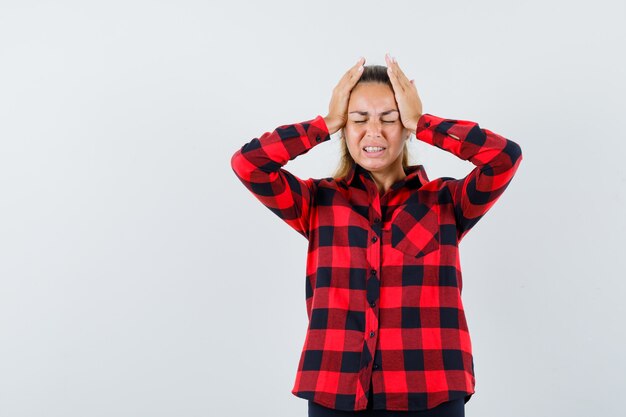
[230,113,523,411]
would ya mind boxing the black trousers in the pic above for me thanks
[308,381,465,417]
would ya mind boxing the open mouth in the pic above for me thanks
[363,146,386,153]
[363,146,386,157]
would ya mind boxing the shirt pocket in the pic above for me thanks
[389,202,440,258]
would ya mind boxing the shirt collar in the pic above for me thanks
[344,160,430,188]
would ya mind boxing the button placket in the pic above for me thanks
[369,231,379,306]
[366,268,378,309]
[365,195,382,352]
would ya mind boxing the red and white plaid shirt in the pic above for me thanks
[230,113,523,411]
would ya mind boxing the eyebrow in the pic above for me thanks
[349,110,399,116]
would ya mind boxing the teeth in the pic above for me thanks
[364,146,385,152]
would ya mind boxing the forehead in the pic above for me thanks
[348,83,396,112]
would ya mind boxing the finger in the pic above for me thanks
[345,57,365,88]
[385,53,394,72]
[385,54,409,87]
[353,56,365,76]
[391,58,412,89]
[340,57,365,85]
[386,55,405,93]
[349,56,365,76]
[386,53,406,85]
[339,57,363,82]
[385,54,399,83]
[335,57,365,93]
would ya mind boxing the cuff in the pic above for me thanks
[303,115,332,148]
[415,113,448,145]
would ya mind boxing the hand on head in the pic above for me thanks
[384,53,423,132]
[324,57,366,135]
[324,54,423,136]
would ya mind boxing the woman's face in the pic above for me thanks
[343,82,408,175]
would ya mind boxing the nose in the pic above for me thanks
[365,119,383,137]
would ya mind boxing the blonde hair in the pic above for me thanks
[331,64,412,181]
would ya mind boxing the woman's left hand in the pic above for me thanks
[385,53,423,132]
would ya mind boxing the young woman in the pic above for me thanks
[231,54,523,417]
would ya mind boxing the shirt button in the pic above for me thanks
[370,301,376,307]
[369,331,375,338]
[425,122,431,127]
[374,217,381,223]
[371,236,378,243]
[373,363,379,370]
[316,135,322,142]
[370,269,376,276]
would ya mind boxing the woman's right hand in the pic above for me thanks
[324,57,365,135]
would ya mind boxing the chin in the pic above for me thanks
[359,160,389,170]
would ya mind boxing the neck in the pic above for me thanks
[369,165,407,195]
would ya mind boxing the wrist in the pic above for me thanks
[323,116,343,135]
[407,115,422,134]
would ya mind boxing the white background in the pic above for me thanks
[1,1,625,416]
